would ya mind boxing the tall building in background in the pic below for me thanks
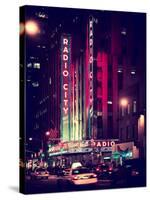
[25,7,60,152]
[86,13,119,141]
[117,13,146,159]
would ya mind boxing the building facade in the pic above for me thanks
[24,6,146,163]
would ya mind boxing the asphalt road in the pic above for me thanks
[24,174,146,194]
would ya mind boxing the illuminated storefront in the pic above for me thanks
[48,140,116,167]
[111,142,139,165]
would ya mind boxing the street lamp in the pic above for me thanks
[20,20,40,36]
[139,114,144,127]
[120,98,128,107]
[45,131,50,136]
[120,98,128,117]
[25,20,40,35]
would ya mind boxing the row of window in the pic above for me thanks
[120,124,137,141]
[27,62,40,69]
[120,101,137,117]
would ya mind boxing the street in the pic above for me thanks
[24,174,145,194]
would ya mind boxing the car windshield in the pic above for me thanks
[72,168,90,175]
[36,168,47,172]
[100,165,109,169]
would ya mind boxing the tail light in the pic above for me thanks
[96,168,99,171]
[132,170,139,176]
[109,167,113,171]
[92,174,97,178]
[73,176,79,180]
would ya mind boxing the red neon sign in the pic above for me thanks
[48,140,115,153]
[62,37,69,115]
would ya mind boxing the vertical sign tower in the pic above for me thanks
[61,35,72,141]
[88,16,94,138]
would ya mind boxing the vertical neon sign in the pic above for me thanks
[88,16,94,138]
[61,35,71,141]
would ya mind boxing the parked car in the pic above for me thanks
[30,168,49,180]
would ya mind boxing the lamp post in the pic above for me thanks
[120,98,128,107]
[25,20,40,35]
[45,129,60,166]
[120,98,128,116]
[20,20,40,36]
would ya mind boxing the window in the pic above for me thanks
[32,81,39,87]
[97,99,102,111]
[97,116,103,138]
[132,125,135,139]
[121,27,127,35]
[127,104,130,114]
[118,72,123,90]
[33,62,40,69]
[27,63,32,68]
[97,116,103,128]
[108,103,112,112]
[118,56,123,66]
[108,79,112,88]
[49,77,52,85]
[133,101,137,113]
[120,128,123,140]
[126,126,130,139]
[97,70,102,81]
[131,70,136,75]
[121,106,125,117]
[97,87,102,98]
[107,116,113,137]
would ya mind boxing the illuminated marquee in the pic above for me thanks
[48,140,115,153]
